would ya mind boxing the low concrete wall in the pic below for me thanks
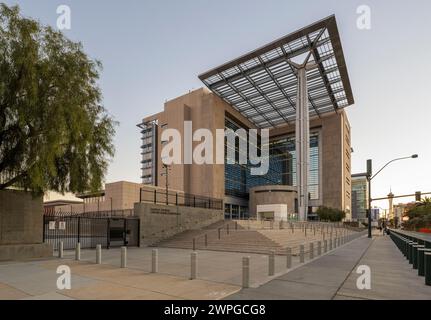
[0,189,52,260]
[134,202,223,246]
[0,243,52,261]
[0,189,44,245]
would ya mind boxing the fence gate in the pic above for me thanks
[43,213,140,250]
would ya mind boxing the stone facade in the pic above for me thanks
[134,202,223,246]
[0,190,52,260]
[249,185,297,218]
[141,88,352,217]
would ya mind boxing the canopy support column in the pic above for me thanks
[296,67,310,221]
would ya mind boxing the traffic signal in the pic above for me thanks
[415,191,421,202]
[366,159,372,178]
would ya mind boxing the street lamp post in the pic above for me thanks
[367,154,418,238]
[161,164,170,205]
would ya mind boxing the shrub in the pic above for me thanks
[316,206,346,222]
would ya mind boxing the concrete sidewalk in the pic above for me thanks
[227,234,431,300]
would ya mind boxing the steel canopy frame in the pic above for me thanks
[198,15,354,128]
[198,15,354,221]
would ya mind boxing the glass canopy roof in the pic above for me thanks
[198,15,354,129]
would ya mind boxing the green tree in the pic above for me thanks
[403,200,431,231]
[0,4,116,195]
[316,206,346,222]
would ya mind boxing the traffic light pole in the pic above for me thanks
[366,155,418,239]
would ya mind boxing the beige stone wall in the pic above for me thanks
[249,185,297,218]
[0,190,44,245]
[134,202,223,246]
[54,181,143,213]
[146,88,255,200]
[143,88,352,214]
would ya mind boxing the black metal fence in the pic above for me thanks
[139,189,223,210]
[43,212,140,250]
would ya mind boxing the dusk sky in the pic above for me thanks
[7,0,431,208]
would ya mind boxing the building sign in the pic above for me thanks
[150,208,179,216]
[49,221,56,230]
[59,221,66,230]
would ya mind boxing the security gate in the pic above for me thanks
[43,213,140,250]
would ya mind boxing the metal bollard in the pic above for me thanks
[286,248,292,269]
[413,245,424,270]
[324,239,328,253]
[329,238,333,251]
[218,228,221,240]
[300,245,305,263]
[96,244,102,264]
[317,241,322,256]
[235,221,238,230]
[408,242,417,264]
[204,234,208,247]
[268,250,275,276]
[227,224,230,234]
[59,241,64,259]
[75,242,81,261]
[190,252,197,280]
[425,252,431,286]
[152,249,158,273]
[418,248,431,277]
[192,238,196,251]
[242,257,250,288]
[309,243,314,259]
[121,246,127,268]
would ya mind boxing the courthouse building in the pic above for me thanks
[138,15,355,221]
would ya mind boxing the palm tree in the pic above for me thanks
[419,197,431,206]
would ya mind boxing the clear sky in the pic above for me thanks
[6,0,431,208]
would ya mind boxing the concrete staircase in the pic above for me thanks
[154,220,350,255]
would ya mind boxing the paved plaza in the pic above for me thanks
[0,246,304,300]
[228,233,431,300]
[1,232,430,300]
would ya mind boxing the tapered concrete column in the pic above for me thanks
[75,243,81,261]
[190,252,197,280]
[295,66,310,222]
[286,248,292,269]
[242,257,250,288]
[300,245,305,263]
[96,244,102,264]
[268,250,275,276]
[152,249,158,273]
[121,247,127,268]
[58,241,64,259]
[309,243,314,259]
